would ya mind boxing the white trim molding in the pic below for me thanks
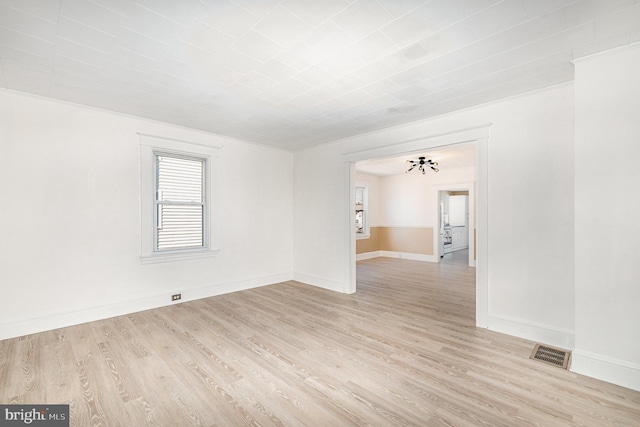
[572,349,640,392]
[343,124,492,163]
[139,249,220,264]
[356,251,439,263]
[475,135,489,328]
[293,272,351,294]
[379,251,438,263]
[488,314,575,350]
[356,251,382,261]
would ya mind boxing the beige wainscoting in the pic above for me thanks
[356,226,434,256]
[355,227,381,254]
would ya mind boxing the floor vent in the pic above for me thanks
[530,344,571,369]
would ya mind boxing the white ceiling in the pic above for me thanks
[356,142,476,176]
[1,1,639,151]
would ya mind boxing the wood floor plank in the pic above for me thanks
[1,257,639,426]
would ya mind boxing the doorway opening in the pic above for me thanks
[439,189,471,266]
[344,124,490,327]
[436,186,475,267]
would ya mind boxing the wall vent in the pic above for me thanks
[530,344,571,369]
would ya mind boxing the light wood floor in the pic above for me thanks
[440,248,470,266]
[1,258,638,426]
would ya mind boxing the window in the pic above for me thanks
[355,186,369,238]
[139,133,220,263]
[155,154,205,251]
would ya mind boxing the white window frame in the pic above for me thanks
[139,133,221,264]
[355,186,370,239]
[154,152,206,252]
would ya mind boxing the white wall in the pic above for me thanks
[378,167,475,227]
[0,90,293,340]
[293,83,575,349]
[573,43,640,391]
[293,142,352,292]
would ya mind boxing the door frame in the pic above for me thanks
[435,185,475,267]
[343,124,490,328]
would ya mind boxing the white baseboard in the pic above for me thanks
[356,251,382,261]
[571,349,640,392]
[356,251,438,263]
[0,272,293,341]
[379,251,438,263]
[487,314,575,349]
[358,251,475,266]
[292,272,350,293]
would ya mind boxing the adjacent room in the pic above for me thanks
[354,143,477,266]
[1,0,639,425]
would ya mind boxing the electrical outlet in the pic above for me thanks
[171,293,181,301]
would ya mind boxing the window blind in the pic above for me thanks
[155,154,205,250]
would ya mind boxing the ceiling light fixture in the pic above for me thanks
[406,157,439,174]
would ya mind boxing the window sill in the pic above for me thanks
[140,249,220,264]
[356,234,371,240]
